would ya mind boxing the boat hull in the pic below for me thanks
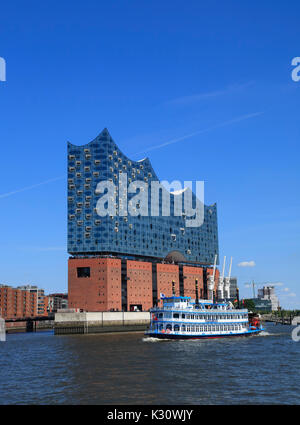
[145,328,264,340]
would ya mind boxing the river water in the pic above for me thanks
[0,323,299,405]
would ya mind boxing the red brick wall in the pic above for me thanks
[38,295,49,316]
[126,260,152,311]
[183,266,204,299]
[0,287,37,319]
[68,258,121,311]
[156,264,179,305]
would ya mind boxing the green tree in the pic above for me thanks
[243,299,256,312]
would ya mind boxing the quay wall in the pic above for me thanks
[5,320,54,333]
[54,311,150,335]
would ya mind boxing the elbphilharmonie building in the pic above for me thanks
[67,128,219,312]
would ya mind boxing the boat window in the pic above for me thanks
[174,324,180,332]
[158,313,163,318]
[166,324,172,331]
[159,324,163,330]
[173,313,180,319]
[182,314,185,319]
[181,325,186,332]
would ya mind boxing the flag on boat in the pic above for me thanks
[160,293,166,299]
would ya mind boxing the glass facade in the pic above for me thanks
[67,128,219,265]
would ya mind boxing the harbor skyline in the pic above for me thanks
[0,1,299,309]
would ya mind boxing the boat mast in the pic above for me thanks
[195,278,199,305]
[172,280,176,296]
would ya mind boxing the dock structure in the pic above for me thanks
[262,313,296,325]
[54,311,150,335]
[0,317,6,341]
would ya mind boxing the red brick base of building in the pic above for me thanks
[68,256,219,312]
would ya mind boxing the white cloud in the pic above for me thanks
[238,261,256,267]
[283,287,290,292]
[266,282,284,287]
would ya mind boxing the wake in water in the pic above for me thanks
[258,331,272,336]
[142,337,164,342]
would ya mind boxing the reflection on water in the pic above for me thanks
[0,324,299,405]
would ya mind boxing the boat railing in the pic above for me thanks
[152,306,248,313]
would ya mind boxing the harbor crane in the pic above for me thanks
[224,256,233,299]
[217,256,226,300]
[207,254,217,301]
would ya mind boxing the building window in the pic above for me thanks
[77,267,90,278]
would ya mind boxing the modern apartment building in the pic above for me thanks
[48,293,68,312]
[229,277,238,299]
[257,286,280,311]
[0,285,37,319]
[17,285,49,316]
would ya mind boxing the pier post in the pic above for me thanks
[0,317,5,341]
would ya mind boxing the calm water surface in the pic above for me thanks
[0,323,299,404]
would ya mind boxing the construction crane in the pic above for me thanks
[245,281,274,299]
[224,256,233,299]
[217,256,226,300]
[207,254,217,301]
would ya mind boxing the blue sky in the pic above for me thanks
[0,1,299,308]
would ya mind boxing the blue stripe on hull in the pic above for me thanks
[145,329,263,340]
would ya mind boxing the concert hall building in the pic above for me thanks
[67,128,219,311]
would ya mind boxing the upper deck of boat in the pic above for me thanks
[151,296,248,314]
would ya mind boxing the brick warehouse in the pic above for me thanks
[68,257,220,312]
[68,128,220,312]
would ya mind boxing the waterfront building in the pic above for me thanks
[229,277,238,299]
[48,293,68,312]
[252,298,272,313]
[17,285,49,316]
[0,284,37,319]
[67,128,219,312]
[257,286,279,311]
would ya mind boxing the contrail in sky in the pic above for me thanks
[0,111,263,199]
[134,111,264,155]
[0,176,64,199]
